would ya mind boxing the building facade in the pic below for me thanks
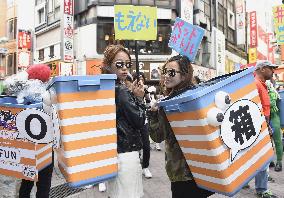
[32,0,249,80]
[0,0,18,77]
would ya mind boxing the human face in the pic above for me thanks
[162,61,184,89]
[262,66,275,80]
[111,51,131,81]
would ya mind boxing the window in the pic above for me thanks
[218,3,225,33]
[96,22,172,55]
[48,0,54,13]
[49,45,54,58]
[7,18,16,40]
[39,49,44,61]
[204,0,210,18]
[7,54,13,67]
[38,8,45,24]
[217,0,236,44]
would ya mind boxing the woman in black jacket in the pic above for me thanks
[101,44,146,198]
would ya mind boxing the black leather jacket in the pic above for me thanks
[115,83,146,153]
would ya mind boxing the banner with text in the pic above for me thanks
[169,17,205,61]
[249,11,258,48]
[114,5,157,40]
[273,5,284,44]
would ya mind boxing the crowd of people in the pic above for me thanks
[1,44,283,198]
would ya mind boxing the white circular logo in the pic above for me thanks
[220,99,262,161]
[16,109,53,144]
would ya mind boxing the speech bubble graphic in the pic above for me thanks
[220,99,262,161]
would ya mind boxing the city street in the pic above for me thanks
[48,142,283,198]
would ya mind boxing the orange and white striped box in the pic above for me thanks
[158,68,274,196]
[48,75,118,187]
[0,97,53,181]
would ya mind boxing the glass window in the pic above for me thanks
[204,1,210,18]
[7,54,13,67]
[218,3,224,33]
[38,8,45,24]
[48,0,53,13]
[50,45,54,58]
[96,22,172,55]
[39,49,44,61]
[7,19,15,40]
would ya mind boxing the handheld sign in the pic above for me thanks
[114,5,157,40]
[169,17,205,61]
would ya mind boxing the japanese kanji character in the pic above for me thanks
[229,105,256,145]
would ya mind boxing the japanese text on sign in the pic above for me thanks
[249,11,258,48]
[114,5,157,40]
[18,30,31,51]
[273,5,284,44]
[168,17,205,61]
[220,99,262,161]
[64,0,73,15]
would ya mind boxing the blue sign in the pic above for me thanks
[169,17,205,61]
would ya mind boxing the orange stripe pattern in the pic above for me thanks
[54,89,118,187]
[164,81,274,196]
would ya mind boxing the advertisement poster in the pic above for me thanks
[149,63,161,80]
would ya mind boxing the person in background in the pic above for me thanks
[253,60,278,198]
[19,64,53,198]
[101,44,145,198]
[148,55,214,198]
[266,80,283,172]
[132,72,153,179]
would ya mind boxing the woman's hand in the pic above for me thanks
[132,79,145,98]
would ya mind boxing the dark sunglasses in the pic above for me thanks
[114,61,132,69]
[162,68,181,77]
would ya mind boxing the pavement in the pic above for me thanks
[1,142,284,198]
[53,142,284,198]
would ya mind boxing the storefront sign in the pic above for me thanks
[273,5,284,44]
[64,0,73,15]
[212,27,225,75]
[248,48,257,63]
[250,11,258,48]
[235,0,245,45]
[61,0,74,63]
[86,59,102,75]
[114,5,157,40]
[18,30,31,51]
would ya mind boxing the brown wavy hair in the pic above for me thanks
[101,44,131,74]
[161,55,194,96]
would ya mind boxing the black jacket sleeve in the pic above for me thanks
[116,85,146,130]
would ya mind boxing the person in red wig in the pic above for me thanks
[18,64,54,198]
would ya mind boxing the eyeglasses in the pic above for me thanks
[113,61,132,69]
[162,68,181,77]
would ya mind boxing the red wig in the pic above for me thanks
[27,64,51,82]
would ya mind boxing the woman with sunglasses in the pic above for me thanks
[101,44,145,198]
[148,55,214,198]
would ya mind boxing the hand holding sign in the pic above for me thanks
[220,99,262,161]
[169,17,205,61]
